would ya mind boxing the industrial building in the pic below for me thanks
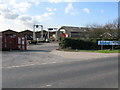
[57,26,89,39]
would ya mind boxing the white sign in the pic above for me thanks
[98,41,120,45]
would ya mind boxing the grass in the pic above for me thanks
[78,50,120,53]
[61,49,120,53]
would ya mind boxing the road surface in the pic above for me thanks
[2,56,118,88]
[2,42,118,88]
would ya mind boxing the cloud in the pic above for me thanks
[65,3,73,13]
[43,12,54,17]
[9,0,31,13]
[46,7,57,12]
[35,2,40,5]
[65,3,79,15]
[49,0,77,3]
[17,15,32,22]
[3,12,18,19]
[49,0,62,3]
[0,0,55,31]
[15,12,54,29]
[0,5,55,30]
[0,3,18,20]
[101,10,104,13]
[83,8,90,14]
[0,4,10,12]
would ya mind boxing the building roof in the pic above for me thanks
[2,29,18,33]
[58,26,88,32]
[19,30,33,33]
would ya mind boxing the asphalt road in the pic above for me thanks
[2,56,118,88]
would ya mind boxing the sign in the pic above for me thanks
[48,28,53,30]
[48,28,58,31]
[98,41,120,45]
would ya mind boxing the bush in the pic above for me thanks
[60,38,120,50]
[60,38,100,50]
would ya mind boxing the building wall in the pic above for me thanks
[19,30,33,40]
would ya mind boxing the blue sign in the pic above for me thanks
[98,41,120,45]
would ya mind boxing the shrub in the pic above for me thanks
[60,38,100,50]
[60,38,120,50]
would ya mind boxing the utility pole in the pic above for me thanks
[33,25,36,40]
[40,25,43,40]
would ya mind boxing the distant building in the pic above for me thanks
[57,26,89,39]
[19,30,33,40]
[2,29,19,36]
[35,30,48,38]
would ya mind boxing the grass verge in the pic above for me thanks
[60,49,120,53]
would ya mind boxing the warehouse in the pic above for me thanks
[57,26,89,38]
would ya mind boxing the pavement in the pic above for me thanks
[50,50,118,60]
[2,42,118,68]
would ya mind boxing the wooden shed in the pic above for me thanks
[2,29,19,36]
[19,30,33,40]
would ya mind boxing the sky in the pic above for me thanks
[0,0,118,32]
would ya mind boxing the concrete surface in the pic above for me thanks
[2,42,118,68]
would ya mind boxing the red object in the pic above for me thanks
[2,36,27,50]
[62,33,67,38]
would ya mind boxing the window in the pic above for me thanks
[71,32,80,37]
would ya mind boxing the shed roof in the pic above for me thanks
[19,30,33,33]
[2,29,18,33]
[58,26,88,32]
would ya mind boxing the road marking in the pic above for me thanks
[41,63,47,65]
[41,84,52,87]
[3,62,57,69]
[46,84,52,87]
[3,64,36,69]
[2,61,75,69]
[51,62,56,64]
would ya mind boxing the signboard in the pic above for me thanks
[98,41,120,45]
[48,28,58,31]
[48,28,53,30]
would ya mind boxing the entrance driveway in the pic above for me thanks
[2,42,118,68]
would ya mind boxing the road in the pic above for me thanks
[2,56,118,88]
[2,42,118,88]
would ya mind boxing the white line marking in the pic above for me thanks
[3,64,36,69]
[46,84,52,87]
[51,62,56,64]
[3,62,57,69]
[41,63,47,65]
[41,84,52,88]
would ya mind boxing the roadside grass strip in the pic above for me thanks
[62,49,120,53]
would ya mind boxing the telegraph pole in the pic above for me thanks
[40,25,43,40]
[33,25,36,40]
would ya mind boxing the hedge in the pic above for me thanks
[59,38,120,50]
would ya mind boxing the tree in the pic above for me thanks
[86,19,119,39]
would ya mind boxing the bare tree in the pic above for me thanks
[86,19,119,39]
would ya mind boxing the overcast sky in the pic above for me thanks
[0,0,118,32]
